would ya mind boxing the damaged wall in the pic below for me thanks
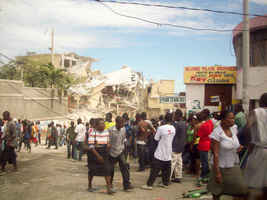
[17,52,97,79]
[0,79,68,120]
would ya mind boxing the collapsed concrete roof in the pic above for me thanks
[104,66,141,88]
[69,79,104,96]
[68,61,91,77]
[69,66,144,96]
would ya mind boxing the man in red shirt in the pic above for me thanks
[198,109,214,182]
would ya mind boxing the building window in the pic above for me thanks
[64,59,70,68]
[250,29,267,67]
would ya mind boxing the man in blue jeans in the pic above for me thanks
[197,109,213,184]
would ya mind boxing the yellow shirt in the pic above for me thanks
[194,137,200,145]
[104,121,115,130]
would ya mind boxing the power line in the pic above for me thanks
[96,0,247,32]
[96,0,267,18]
[0,52,19,67]
[0,52,25,66]
[0,52,14,61]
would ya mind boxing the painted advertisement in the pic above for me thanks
[184,66,237,84]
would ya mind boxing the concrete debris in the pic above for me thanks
[68,61,91,78]
[67,109,103,122]
[104,66,141,88]
[69,79,104,96]
[68,66,146,117]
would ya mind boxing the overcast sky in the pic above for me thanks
[1,0,267,91]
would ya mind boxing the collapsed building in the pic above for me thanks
[17,52,97,79]
[68,66,146,119]
[15,52,147,120]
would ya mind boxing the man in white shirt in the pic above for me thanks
[75,118,86,161]
[142,112,175,190]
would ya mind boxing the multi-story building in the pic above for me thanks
[147,80,185,118]
[233,15,267,109]
[16,52,97,79]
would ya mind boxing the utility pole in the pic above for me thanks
[242,0,250,114]
[50,28,54,66]
[20,66,24,81]
[50,28,55,110]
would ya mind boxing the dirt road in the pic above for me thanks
[0,145,215,200]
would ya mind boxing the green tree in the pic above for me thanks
[44,63,75,89]
[0,62,20,80]
[45,63,64,88]
[0,57,77,89]
[23,64,42,87]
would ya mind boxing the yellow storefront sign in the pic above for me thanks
[184,66,237,84]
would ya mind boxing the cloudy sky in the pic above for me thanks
[1,0,267,91]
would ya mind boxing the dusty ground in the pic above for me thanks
[0,145,227,200]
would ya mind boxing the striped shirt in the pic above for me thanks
[88,129,109,148]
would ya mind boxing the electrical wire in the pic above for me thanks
[96,0,248,32]
[96,0,267,18]
[0,53,17,67]
[0,52,14,61]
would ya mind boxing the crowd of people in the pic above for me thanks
[45,122,67,150]
[0,115,43,172]
[0,92,266,200]
[66,93,267,199]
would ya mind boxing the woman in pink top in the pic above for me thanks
[198,109,214,182]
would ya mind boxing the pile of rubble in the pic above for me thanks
[68,66,147,118]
